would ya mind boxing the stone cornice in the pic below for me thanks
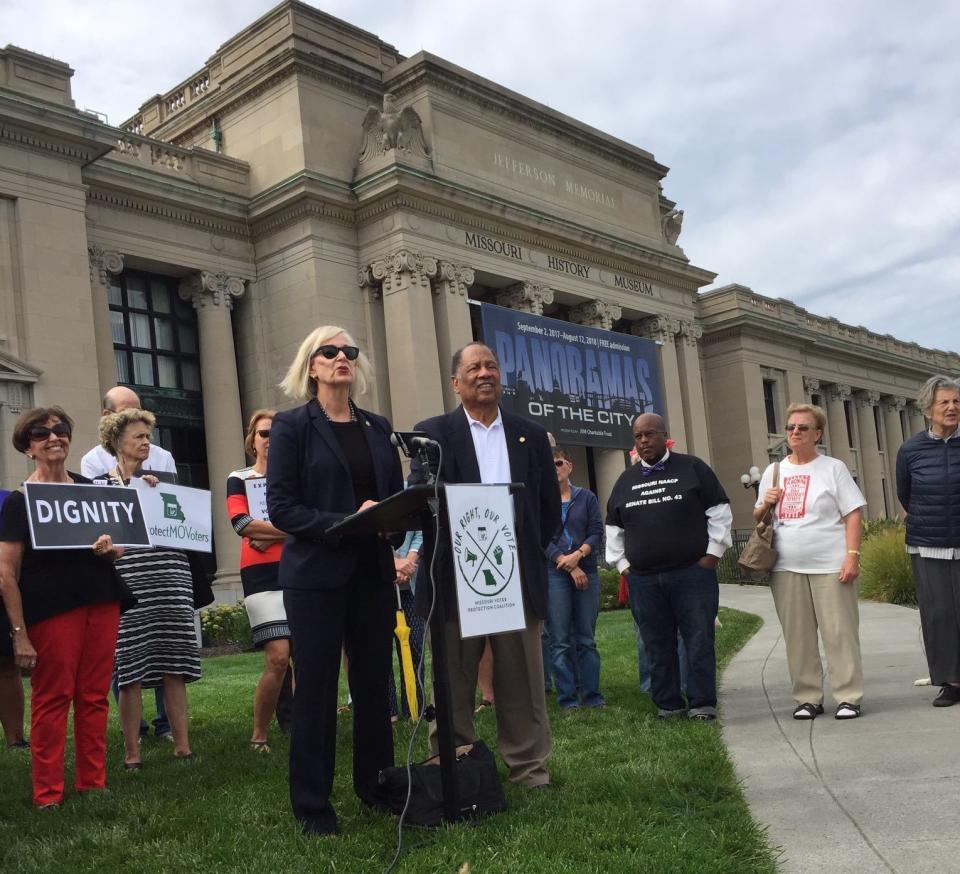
[384,52,669,181]
[86,186,250,241]
[698,285,960,375]
[0,90,116,165]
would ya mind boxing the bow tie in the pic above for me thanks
[639,460,668,477]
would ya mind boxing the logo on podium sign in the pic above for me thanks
[444,484,526,638]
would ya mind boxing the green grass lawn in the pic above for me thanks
[0,607,775,874]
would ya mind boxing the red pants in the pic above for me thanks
[28,602,120,806]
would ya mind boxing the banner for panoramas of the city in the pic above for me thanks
[480,303,662,449]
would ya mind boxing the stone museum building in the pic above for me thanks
[1,1,957,595]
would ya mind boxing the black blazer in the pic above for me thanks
[266,399,403,591]
[410,406,561,621]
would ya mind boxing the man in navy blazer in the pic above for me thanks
[411,342,561,788]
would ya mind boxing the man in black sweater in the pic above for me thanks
[606,413,732,720]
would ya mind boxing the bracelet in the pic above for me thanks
[847,550,861,556]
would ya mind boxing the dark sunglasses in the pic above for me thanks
[785,424,815,433]
[256,429,271,439]
[554,459,568,467]
[311,345,360,361]
[28,423,72,442]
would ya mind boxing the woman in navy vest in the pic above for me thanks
[896,375,960,708]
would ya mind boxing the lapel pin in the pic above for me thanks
[519,436,526,443]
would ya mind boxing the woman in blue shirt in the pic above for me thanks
[544,448,605,708]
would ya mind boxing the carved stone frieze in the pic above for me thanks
[496,282,553,316]
[568,299,621,331]
[632,315,680,345]
[361,250,438,297]
[803,376,821,394]
[434,261,475,297]
[88,246,124,287]
[884,395,907,413]
[178,271,245,311]
[855,390,881,409]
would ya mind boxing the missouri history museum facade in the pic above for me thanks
[1,2,956,595]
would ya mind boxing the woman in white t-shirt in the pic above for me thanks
[754,403,867,720]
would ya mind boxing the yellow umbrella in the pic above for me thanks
[394,586,419,721]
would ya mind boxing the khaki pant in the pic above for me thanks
[428,619,551,787]
[770,571,864,706]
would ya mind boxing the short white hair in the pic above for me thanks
[917,374,960,418]
[279,325,370,401]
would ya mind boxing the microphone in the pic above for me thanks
[391,431,438,457]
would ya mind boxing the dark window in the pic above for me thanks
[763,380,778,434]
[811,393,822,409]
[843,401,856,448]
[874,405,883,448]
[110,271,207,488]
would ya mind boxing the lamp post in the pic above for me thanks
[740,466,761,497]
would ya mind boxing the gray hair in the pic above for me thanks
[917,375,960,418]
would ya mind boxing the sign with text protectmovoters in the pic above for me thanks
[444,484,526,638]
[24,482,150,549]
[244,476,269,522]
[130,477,213,552]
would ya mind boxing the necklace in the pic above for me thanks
[317,397,357,423]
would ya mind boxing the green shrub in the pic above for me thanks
[199,601,253,649]
[862,517,903,542]
[859,526,916,606]
[598,567,626,611]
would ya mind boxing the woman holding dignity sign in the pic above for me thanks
[95,408,200,768]
[0,407,132,808]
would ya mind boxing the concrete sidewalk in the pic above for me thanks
[719,583,959,874]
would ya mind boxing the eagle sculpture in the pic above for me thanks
[662,207,684,246]
[359,93,430,163]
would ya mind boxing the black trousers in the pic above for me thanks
[284,572,395,834]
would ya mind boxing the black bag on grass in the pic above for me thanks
[377,740,507,827]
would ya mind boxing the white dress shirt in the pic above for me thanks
[463,407,512,484]
[80,443,177,479]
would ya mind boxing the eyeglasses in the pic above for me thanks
[554,459,568,468]
[633,430,665,441]
[28,423,72,442]
[256,429,271,439]
[311,345,360,361]
[785,424,816,433]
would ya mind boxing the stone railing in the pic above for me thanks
[120,62,221,135]
[107,129,249,195]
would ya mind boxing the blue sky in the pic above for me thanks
[4,0,958,354]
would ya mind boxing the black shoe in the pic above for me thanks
[933,685,960,707]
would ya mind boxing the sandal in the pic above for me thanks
[792,703,824,720]
[835,702,861,720]
[249,740,271,754]
[474,699,494,714]
[124,762,143,771]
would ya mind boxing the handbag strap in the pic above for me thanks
[759,462,780,525]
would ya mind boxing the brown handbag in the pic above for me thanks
[737,462,780,580]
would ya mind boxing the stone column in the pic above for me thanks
[883,396,906,514]
[594,446,628,512]
[495,281,554,316]
[432,261,475,411]
[825,383,854,471]
[568,298,621,332]
[632,315,686,451]
[88,246,123,398]
[676,320,711,462]
[363,250,444,430]
[179,271,246,593]
[907,401,926,437]
[854,390,885,519]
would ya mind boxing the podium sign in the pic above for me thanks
[444,484,526,637]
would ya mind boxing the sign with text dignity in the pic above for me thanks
[24,482,150,549]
